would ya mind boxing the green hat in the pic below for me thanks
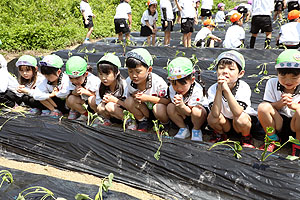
[40,54,64,69]
[216,50,245,70]
[16,55,37,67]
[65,56,87,78]
[167,57,194,80]
[275,49,300,69]
[126,48,153,67]
[97,53,121,68]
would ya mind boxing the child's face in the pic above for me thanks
[217,62,244,86]
[238,18,243,26]
[278,73,300,91]
[99,70,116,86]
[220,6,225,11]
[125,0,130,3]
[149,4,157,14]
[196,2,200,8]
[19,65,34,80]
[44,70,61,83]
[171,78,195,96]
[69,72,88,86]
[128,65,151,85]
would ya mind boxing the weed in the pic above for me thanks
[0,170,13,189]
[152,120,169,161]
[123,110,135,132]
[208,139,243,159]
[16,186,56,200]
[0,103,27,131]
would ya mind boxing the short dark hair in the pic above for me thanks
[218,58,242,72]
[170,74,193,85]
[126,57,149,69]
[41,66,59,75]
[277,68,300,76]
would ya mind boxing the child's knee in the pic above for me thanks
[124,97,134,109]
[233,113,251,128]
[105,102,116,113]
[153,103,168,116]
[192,106,207,117]
[258,102,273,114]
[167,103,175,114]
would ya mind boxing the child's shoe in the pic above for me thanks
[191,129,203,141]
[259,142,277,152]
[103,119,112,126]
[50,109,62,118]
[41,110,51,116]
[137,121,149,132]
[29,108,41,115]
[77,115,88,121]
[68,110,80,120]
[125,118,137,130]
[174,128,190,139]
[292,144,300,157]
[209,132,227,143]
[241,135,255,149]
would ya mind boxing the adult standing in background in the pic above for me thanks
[80,0,95,44]
[160,0,174,46]
[250,0,274,49]
[286,0,300,12]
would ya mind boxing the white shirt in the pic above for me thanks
[207,80,257,119]
[169,82,208,107]
[226,10,238,16]
[68,72,101,101]
[80,1,94,18]
[141,10,158,26]
[126,73,168,110]
[160,0,174,21]
[95,79,127,105]
[171,0,179,12]
[24,73,46,97]
[0,68,20,96]
[223,25,245,48]
[264,78,300,118]
[179,0,196,18]
[201,0,213,10]
[252,0,274,16]
[194,27,212,44]
[215,11,226,23]
[33,73,71,101]
[279,22,300,45]
[114,2,131,19]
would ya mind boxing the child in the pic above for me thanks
[0,54,20,108]
[171,0,181,24]
[207,50,257,148]
[15,55,46,114]
[80,0,95,43]
[160,0,174,46]
[287,0,300,12]
[195,0,200,18]
[215,3,226,23]
[258,50,300,155]
[140,0,158,46]
[174,0,198,47]
[194,19,222,48]
[114,0,132,42]
[89,53,127,126]
[200,0,213,22]
[33,54,71,118]
[167,57,208,141]
[223,13,245,49]
[274,0,286,21]
[124,48,169,132]
[277,10,300,49]
[65,56,100,121]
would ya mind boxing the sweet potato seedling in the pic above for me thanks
[152,120,169,161]
[16,186,56,200]
[82,104,103,126]
[0,170,13,189]
[208,139,243,159]
[0,103,27,131]
[123,110,135,132]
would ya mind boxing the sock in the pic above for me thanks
[264,38,271,49]
[84,112,88,116]
[250,36,256,48]
[268,134,279,141]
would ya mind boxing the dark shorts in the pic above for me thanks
[161,20,174,32]
[288,1,300,12]
[277,114,296,143]
[250,15,272,34]
[140,25,154,37]
[275,1,284,11]
[0,90,21,108]
[224,115,260,138]
[21,95,47,110]
[181,18,194,33]
[52,97,69,115]
[83,16,94,28]
[201,9,212,17]
[114,18,130,34]
[237,6,248,14]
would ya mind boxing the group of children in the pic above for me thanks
[1,48,300,156]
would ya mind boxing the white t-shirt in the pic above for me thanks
[169,82,208,107]
[226,10,238,17]
[279,22,300,45]
[0,68,20,96]
[95,79,127,105]
[126,73,168,110]
[263,78,300,118]
[33,73,71,101]
[252,0,274,16]
[160,0,174,21]
[179,0,196,18]
[114,2,131,19]
[24,73,46,97]
[215,11,226,23]
[80,1,94,18]
[207,80,257,119]
[171,0,179,12]
[194,27,212,44]
[68,72,101,101]
[201,0,213,10]
[223,25,245,48]
[141,10,158,26]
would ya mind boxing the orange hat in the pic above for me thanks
[230,13,242,23]
[288,10,300,20]
[203,19,216,27]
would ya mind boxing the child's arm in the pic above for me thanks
[81,10,88,25]
[210,85,223,118]
[173,94,192,116]
[174,0,182,11]
[208,34,222,42]
[103,93,126,108]
[134,92,170,105]
[145,21,154,32]
[128,13,132,29]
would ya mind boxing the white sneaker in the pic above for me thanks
[174,128,190,139]
[191,129,203,141]
[83,40,91,44]
[77,115,88,121]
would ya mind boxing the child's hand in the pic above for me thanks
[85,19,89,25]
[134,92,148,103]
[217,75,230,92]
[76,86,87,96]
[103,93,118,104]
[50,87,58,98]
[174,94,184,107]
[281,93,293,106]
[17,85,29,94]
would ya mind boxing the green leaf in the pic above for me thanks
[234,143,243,152]
[288,136,300,145]
[75,193,92,200]
[274,142,281,147]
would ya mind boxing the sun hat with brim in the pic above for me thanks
[203,19,216,27]
[230,13,243,23]
[97,53,121,69]
[217,3,225,8]
[147,0,157,6]
[65,56,87,78]
[288,10,300,21]
[16,55,37,68]
[275,49,300,69]
[167,57,194,80]
[40,54,64,69]
[126,48,153,67]
[216,50,245,70]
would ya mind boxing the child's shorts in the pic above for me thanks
[181,18,194,34]
[140,25,154,37]
[173,11,181,23]
[0,90,21,108]
[277,114,296,143]
[83,16,94,28]
[52,97,69,115]
[161,20,174,32]
[288,1,300,12]
[200,9,212,17]
[250,15,272,34]
[114,18,130,34]
[274,1,284,11]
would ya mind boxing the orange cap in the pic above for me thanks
[203,19,216,27]
[230,13,242,23]
[288,10,300,20]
